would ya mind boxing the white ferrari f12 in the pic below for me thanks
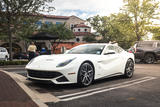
[25,43,135,86]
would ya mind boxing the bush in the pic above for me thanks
[0,60,29,66]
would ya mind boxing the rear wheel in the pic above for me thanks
[124,59,134,78]
[78,62,94,87]
[144,53,155,64]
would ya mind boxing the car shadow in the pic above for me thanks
[26,75,128,93]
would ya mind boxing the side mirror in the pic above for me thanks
[104,50,116,55]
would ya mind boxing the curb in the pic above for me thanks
[0,70,57,107]
[0,65,26,68]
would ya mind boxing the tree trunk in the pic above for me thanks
[8,28,13,61]
[7,10,13,61]
[134,6,140,41]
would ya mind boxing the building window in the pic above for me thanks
[85,29,87,32]
[36,21,42,29]
[78,29,81,32]
[70,24,75,30]
[36,21,42,26]
[56,22,62,25]
[76,38,80,42]
[45,21,52,25]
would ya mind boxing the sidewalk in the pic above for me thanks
[0,65,25,68]
[0,71,38,107]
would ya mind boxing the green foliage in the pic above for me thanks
[0,60,28,66]
[40,23,74,40]
[146,26,160,40]
[87,13,136,49]
[123,0,160,41]
[83,35,96,42]
[0,0,54,60]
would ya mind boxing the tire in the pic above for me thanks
[5,56,8,61]
[78,62,94,87]
[144,53,155,64]
[124,59,134,78]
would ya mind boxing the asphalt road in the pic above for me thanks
[2,64,160,107]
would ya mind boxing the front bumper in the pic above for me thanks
[26,66,79,84]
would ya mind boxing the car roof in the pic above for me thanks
[137,40,160,43]
[79,43,116,46]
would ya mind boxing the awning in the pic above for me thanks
[29,32,59,40]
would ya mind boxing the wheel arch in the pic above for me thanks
[77,60,95,83]
[123,58,134,73]
[128,58,134,63]
[81,60,95,73]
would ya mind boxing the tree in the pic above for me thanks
[87,13,136,49]
[39,23,74,53]
[16,17,40,52]
[122,0,160,41]
[146,26,160,40]
[83,35,96,42]
[0,0,54,60]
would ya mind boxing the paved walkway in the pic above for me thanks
[0,65,25,68]
[0,71,38,107]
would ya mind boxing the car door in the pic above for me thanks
[97,45,122,77]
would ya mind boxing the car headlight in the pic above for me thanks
[56,58,76,67]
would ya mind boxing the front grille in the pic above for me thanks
[27,70,62,79]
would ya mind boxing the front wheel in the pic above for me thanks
[78,62,94,87]
[124,59,134,78]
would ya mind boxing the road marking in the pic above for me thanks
[57,76,153,99]
[58,76,156,102]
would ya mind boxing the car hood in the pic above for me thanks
[26,54,98,70]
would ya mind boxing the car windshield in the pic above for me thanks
[67,45,105,55]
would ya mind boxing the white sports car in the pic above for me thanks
[25,43,135,86]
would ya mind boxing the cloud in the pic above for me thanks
[46,0,124,19]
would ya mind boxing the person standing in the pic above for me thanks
[27,42,37,61]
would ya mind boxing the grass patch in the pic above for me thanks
[0,60,29,66]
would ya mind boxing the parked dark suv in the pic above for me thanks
[129,41,160,64]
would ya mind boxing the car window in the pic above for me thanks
[106,45,124,54]
[1,49,6,52]
[107,45,114,50]
[68,45,105,55]
[115,46,124,53]
[0,49,4,52]
[106,45,117,53]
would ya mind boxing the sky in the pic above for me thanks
[46,0,124,19]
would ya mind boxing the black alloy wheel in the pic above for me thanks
[78,62,94,87]
[144,53,155,64]
[124,59,134,78]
